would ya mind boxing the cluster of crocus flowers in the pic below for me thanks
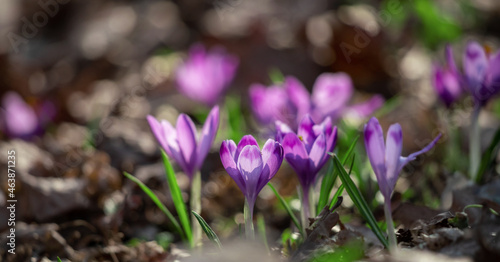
[147,106,220,180]
[277,115,338,223]
[432,45,463,108]
[176,44,239,107]
[0,92,55,140]
[249,72,384,129]
[364,117,441,250]
[220,135,284,237]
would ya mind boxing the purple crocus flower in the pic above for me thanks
[364,117,441,200]
[279,115,338,218]
[463,41,500,106]
[219,135,284,217]
[147,106,219,180]
[249,72,383,129]
[1,92,39,139]
[432,45,463,107]
[176,44,239,107]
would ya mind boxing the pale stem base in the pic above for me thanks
[244,198,255,240]
[190,171,202,247]
[470,106,481,182]
[384,199,397,252]
[300,185,313,233]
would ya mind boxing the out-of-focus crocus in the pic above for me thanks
[147,106,220,180]
[364,117,441,250]
[1,92,39,139]
[279,115,338,221]
[249,72,383,129]
[220,135,283,238]
[432,45,463,108]
[463,41,500,106]
[176,44,239,107]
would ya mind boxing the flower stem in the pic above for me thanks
[190,171,202,247]
[470,106,481,182]
[384,199,397,252]
[300,186,311,232]
[244,198,255,240]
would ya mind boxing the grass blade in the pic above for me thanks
[329,154,356,209]
[161,150,193,247]
[332,155,389,248]
[191,211,222,249]
[57,257,62,262]
[317,136,359,214]
[268,183,303,235]
[123,171,185,240]
[475,127,500,183]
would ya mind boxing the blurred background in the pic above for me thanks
[1,0,500,261]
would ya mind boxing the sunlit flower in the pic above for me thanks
[364,117,441,200]
[176,44,239,106]
[249,73,383,129]
[147,106,219,180]
[220,135,283,216]
[279,115,337,218]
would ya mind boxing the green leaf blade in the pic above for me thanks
[191,211,222,249]
[160,150,193,247]
[268,183,303,235]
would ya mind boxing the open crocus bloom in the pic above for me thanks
[147,106,219,180]
[220,135,284,214]
[279,115,337,206]
[176,44,239,107]
[364,117,441,200]
[463,41,500,106]
[1,92,39,139]
[249,72,383,129]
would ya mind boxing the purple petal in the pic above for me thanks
[445,45,458,73]
[364,117,387,180]
[237,145,263,201]
[463,42,488,101]
[398,134,442,173]
[275,120,294,142]
[285,76,311,121]
[312,117,333,137]
[249,84,290,125]
[297,115,316,152]
[176,114,198,176]
[311,72,353,120]
[162,120,189,176]
[2,92,38,138]
[383,123,403,198]
[235,135,259,163]
[282,133,310,188]
[345,95,384,118]
[432,66,462,107]
[308,133,327,173]
[220,140,246,193]
[257,139,284,193]
[147,115,171,156]
[485,51,500,100]
[196,106,220,170]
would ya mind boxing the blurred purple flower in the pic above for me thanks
[463,41,500,106]
[0,92,46,139]
[219,135,283,215]
[176,44,239,107]
[364,117,441,200]
[279,115,337,217]
[432,45,463,107]
[249,73,383,129]
[147,106,219,180]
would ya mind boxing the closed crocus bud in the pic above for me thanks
[0,92,39,139]
[147,106,219,180]
[220,135,284,218]
[463,42,500,106]
[280,115,337,218]
[176,44,239,107]
[432,45,463,107]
